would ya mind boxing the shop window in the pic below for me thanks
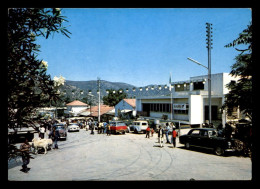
[193,82,204,90]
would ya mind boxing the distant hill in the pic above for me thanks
[60,80,171,105]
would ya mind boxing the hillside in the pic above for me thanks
[60,80,171,105]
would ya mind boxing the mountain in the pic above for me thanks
[60,80,171,105]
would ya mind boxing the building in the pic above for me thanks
[136,73,239,127]
[115,99,136,118]
[65,100,89,117]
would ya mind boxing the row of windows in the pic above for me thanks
[174,82,205,91]
[143,103,189,115]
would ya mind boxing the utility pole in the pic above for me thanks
[97,77,101,123]
[206,22,213,124]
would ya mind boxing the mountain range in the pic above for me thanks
[60,80,171,105]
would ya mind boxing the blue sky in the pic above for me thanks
[37,8,252,87]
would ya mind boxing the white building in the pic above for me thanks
[136,73,239,127]
[115,99,136,117]
[65,100,89,117]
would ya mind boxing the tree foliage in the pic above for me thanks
[223,22,252,119]
[8,8,71,129]
[102,89,127,107]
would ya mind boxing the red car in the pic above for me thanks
[109,121,128,134]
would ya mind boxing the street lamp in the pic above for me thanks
[187,57,212,124]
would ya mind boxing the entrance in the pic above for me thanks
[142,103,150,117]
[204,105,218,121]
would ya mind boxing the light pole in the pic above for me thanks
[97,77,101,123]
[187,57,212,124]
[187,22,213,124]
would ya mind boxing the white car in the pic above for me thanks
[68,124,80,132]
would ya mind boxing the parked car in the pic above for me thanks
[179,128,236,156]
[68,124,80,132]
[129,120,149,134]
[109,121,128,134]
[52,124,67,140]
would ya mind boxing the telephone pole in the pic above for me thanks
[97,77,101,123]
[206,22,213,124]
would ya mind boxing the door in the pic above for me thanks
[205,105,218,121]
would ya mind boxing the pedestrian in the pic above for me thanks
[39,125,45,139]
[145,126,150,138]
[165,123,170,144]
[91,121,95,135]
[104,121,107,134]
[107,124,111,136]
[98,122,101,134]
[171,127,178,148]
[20,138,32,173]
[151,128,154,137]
[224,123,232,140]
[158,125,164,147]
[50,126,60,149]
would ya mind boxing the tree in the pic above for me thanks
[223,22,252,120]
[7,8,71,129]
[103,89,127,107]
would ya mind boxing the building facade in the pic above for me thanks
[115,99,136,117]
[136,73,239,127]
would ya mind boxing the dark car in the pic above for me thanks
[52,124,67,140]
[179,128,236,156]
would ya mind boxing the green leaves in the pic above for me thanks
[8,8,71,129]
[223,23,252,119]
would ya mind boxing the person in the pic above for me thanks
[224,123,232,140]
[165,123,170,144]
[151,127,154,137]
[98,122,101,134]
[39,125,45,139]
[145,126,150,138]
[50,126,60,149]
[103,121,107,134]
[171,127,178,148]
[90,121,95,135]
[158,125,164,147]
[107,124,111,136]
[20,138,32,173]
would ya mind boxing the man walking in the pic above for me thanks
[50,126,60,149]
[171,127,178,148]
[20,138,32,173]
[145,126,150,138]
[158,125,164,147]
[165,123,170,144]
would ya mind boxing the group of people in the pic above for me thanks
[87,120,112,136]
[147,122,178,148]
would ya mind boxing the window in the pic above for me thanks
[190,130,200,136]
[142,123,147,126]
[193,82,204,90]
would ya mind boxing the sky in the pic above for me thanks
[36,8,252,87]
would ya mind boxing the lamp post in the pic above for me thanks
[187,57,212,124]
[97,77,101,123]
[187,22,213,124]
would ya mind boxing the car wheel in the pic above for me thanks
[215,147,224,156]
[185,142,190,149]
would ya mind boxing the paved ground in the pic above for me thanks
[8,129,252,181]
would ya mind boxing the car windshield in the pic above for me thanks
[56,126,65,130]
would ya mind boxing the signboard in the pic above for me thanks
[173,104,187,110]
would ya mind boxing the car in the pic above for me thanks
[52,124,67,140]
[68,124,80,132]
[129,120,149,134]
[109,121,128,134]
[179,128,236,156]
